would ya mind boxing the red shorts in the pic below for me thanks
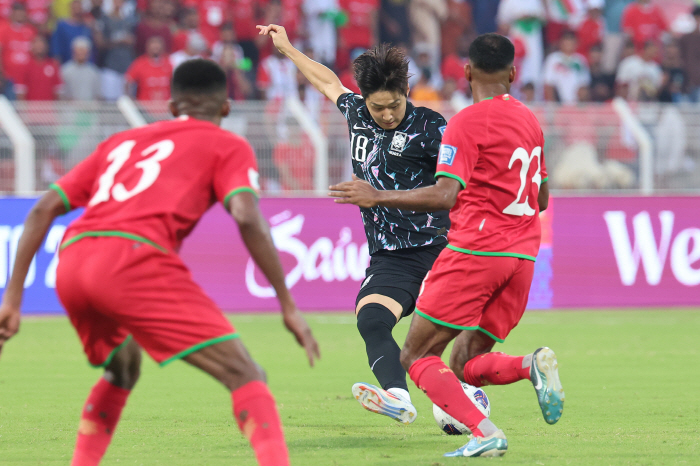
[415,248,535,342]
[56,237,237,368]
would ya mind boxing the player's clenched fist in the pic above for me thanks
[257,24,293,55]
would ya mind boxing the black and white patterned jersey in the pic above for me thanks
[337,92,450,255]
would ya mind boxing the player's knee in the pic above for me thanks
[356,304,397,339]
[104,341,142,390]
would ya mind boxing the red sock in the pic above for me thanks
[463,352,530,387]
[71,378,130,466]
[408,356,486,436]
[232,381,289,466]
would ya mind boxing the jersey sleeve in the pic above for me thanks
[435,111,484,190]
[426,112,447,165]
[214,136,260,209]
[336,92,361,121]
[51,142,107,210]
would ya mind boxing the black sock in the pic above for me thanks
[356,304,408,392]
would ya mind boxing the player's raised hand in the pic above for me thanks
[329,175,381,208]
[282,307,321,367]
[256,24,293,55]
[0,302,20,359]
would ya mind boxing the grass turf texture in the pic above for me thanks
[1,311,699,465]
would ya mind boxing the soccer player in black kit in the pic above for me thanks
[258,24,449,423]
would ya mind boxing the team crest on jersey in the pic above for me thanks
[438,144,457,166]
[389,131,408,156]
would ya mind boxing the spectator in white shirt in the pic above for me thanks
[61,36,101,100]
[616,40,663,101]
[543,30,591,104]
[169,31,207,70]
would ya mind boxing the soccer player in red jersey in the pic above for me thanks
[0,59,319,466]
[330,34,564,457]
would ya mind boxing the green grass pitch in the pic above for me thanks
[1,310,699,465]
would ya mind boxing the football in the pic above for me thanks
[432,383,491,435]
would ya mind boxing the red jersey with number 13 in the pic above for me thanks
[436,94,547,261]
[52,117,259,253]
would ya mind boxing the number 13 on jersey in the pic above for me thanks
[502,146,542,217]
[89,139,175,206]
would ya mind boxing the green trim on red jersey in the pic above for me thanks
[223,187,258,209]
[159,333,240,367]
[61,231,169,253]
[49,183,71,212]
[415,310,506,343]
[89,335,133,368]
[446,244,537,262]
[542,176,549,183]
[435,171,466,189]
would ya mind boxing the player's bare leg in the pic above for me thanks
[352,292,417,424]
[184,338,290,466]
[401,314,507,457]
[72,338,141,466]
[451,331,565,424]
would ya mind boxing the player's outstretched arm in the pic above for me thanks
[0,190,67,358]
[329,175,462,212]
[257,24,351,104]
[229,192,321,367]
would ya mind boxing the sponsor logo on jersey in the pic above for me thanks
[438,144,457,166]
[389,131,408,156]
[439,125,446,136]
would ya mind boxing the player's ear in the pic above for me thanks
[221,99,231,118]
[405,83,410,96]
[464,63,472,83]
[168,100,179,118]
[509,65,516,84]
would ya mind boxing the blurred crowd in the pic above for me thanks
[0,0,698,104]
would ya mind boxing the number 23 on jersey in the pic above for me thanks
[89,139,175,206]
[502,146,542,217]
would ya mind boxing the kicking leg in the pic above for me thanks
[72,338,141,466]
[184,338,289,466]
[352,291,417,423]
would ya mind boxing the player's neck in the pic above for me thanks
[180,113,221,125]
[472,84,509,104]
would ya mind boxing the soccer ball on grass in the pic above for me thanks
[432,383,490,435]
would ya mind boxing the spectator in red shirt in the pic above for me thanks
[16,35,62,100]
[172,8,201,52]
[621,0,668,53]
[26,0,51,33]
[0,3,37,84]
[338,0,378,67]
[124,35,172,101]
[135,0,173,56]
[232,0,266,73]
[189,0,233,46]
[576,0,605,57]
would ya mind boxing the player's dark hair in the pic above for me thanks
[468,33,515,74]
[353,44,409,97]
[172,59,227,95]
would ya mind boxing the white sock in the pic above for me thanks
[387,388,411,404]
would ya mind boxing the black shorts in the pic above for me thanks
[355,243,445,319]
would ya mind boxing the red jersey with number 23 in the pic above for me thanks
[436,94,547,261]
[53,116,259,253]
